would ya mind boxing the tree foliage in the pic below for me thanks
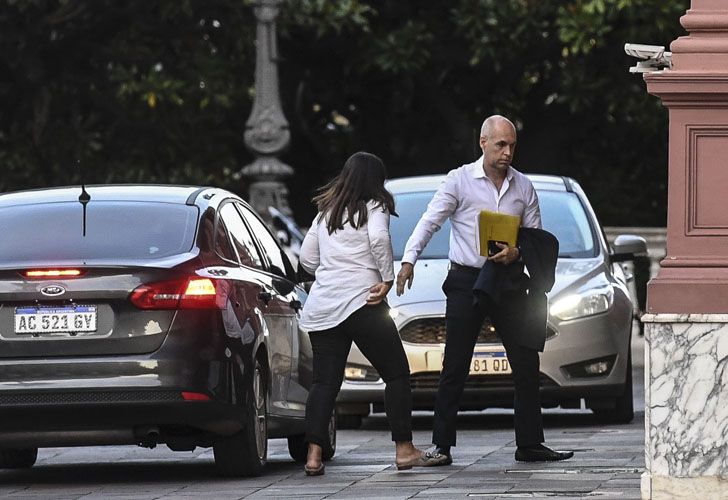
[0,0,255,189]
[0,0,690,225]
[280,0,688,225]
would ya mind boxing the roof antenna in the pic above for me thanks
[77,160,91,237]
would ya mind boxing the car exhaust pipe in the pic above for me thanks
[135,426,160,449]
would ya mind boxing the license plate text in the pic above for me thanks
[14,306,97,334]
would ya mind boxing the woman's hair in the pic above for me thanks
[313,151,397,234]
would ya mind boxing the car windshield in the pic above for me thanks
[539,190,596,258]
[0,201,199,262]
[390,189,596,260]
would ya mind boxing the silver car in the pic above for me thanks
[336,174,646,427]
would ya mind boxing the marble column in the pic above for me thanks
[641,0,728,498]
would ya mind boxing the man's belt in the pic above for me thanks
[449,262,481,274]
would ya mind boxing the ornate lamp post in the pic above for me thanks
[240,0,293,221]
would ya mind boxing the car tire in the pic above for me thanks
[287,411,337,462]
[0,448,37,469]
[336,412,363,430]
[594,349,634,424]
[214,358,268,477]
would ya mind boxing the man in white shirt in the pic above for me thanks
[396,115,573,464]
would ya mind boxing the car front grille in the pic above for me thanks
[399,318,499,344]
[409,372,558,391]
[0,390,184,406]
[399,318,558,344]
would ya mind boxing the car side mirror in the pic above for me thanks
[611,234,648,262]
[272,275,295,295]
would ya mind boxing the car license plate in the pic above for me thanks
[14,305,97,334]
[470,351,511,375]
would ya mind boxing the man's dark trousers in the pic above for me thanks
[432,267,545,448]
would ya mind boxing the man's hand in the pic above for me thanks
[367,281,393,305]
[488,242,519,265]
[396,263,414,296]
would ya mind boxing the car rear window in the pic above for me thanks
[391,190,596,260]
[0,201,198,262]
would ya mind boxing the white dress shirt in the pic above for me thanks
[402,156,541,268]
[298,200,394,332]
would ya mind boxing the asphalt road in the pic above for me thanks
[0,333,646,499]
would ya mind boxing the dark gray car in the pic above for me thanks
[0,185,333,476]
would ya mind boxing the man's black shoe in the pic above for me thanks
[515,444,574,462]
[421,445,453,466]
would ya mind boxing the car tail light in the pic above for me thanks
[24,269,83,278]
[130,277,229,310]
[181,391,211,401]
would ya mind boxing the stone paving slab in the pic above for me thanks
[0,413,645,500]
[0,414,645,499]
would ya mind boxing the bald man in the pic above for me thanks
[396,115,573,464]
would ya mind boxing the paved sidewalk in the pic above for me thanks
[0,414,645,499]
[246,329,646,499]
[0,335,646,499]
[255,411,644,500]
[229,331,646,499]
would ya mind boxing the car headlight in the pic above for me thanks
[549,285,614,321]
[344,364,380,382]
[344,366,368,380]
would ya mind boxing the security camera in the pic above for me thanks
[625,43,666,59]
[624,43,672,73]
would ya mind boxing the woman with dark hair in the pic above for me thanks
[298,152,425,475]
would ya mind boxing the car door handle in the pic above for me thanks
[258,291,272,304]
[289,299,302,311]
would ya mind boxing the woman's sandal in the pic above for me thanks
[395,454,427,471]
[304,462,325,476]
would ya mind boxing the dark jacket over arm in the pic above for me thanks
[473,227,559,351]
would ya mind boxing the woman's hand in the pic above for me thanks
[367,281,393,305]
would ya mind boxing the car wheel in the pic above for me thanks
[287,411,336,462]
[214,358,268,477]
[0,448,37,469]
[336,412,363,430]
[594,349,634,424]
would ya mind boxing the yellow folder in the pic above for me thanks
[478,210,521,257]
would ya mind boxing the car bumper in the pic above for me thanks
[0,398,242,447]
[0,348,251,447]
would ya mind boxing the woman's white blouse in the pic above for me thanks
[298,200,394,332]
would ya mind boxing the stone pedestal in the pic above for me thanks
[641,1,728,498]
[642,315,728,498]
